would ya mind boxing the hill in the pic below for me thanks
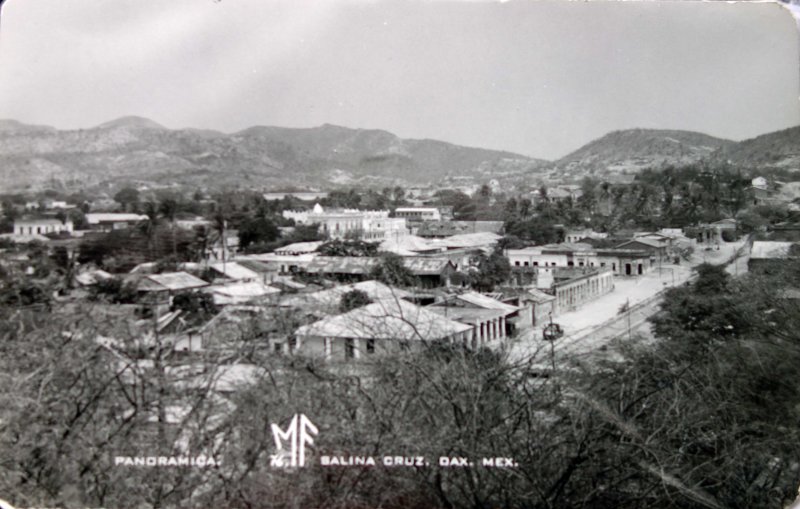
[712,125,800,170]
[0,118,543,192]
[554,128,735,180]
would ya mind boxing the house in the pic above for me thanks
[85,213,147,232]
[401,257,458,287]
[394,207,442,222]
[274,241,324,256]
[203,281,281,306]
[136,271,210,316]
[748,241,798,274]
[237,253,317,275]
[174,306,278,354]
[75,269,114,287]
[428,291,518,344]
[305,256,379,282]
[13,218,73,236]
[550,267,614,314]
[684,219,737,244]
[507,243,652,277]
[615,237,669,261]
[294,299,474,361]
[752,176,768,190]
[415,221,504,238]
[209,261,261,281]
[283,204,407,241]
[564,228,607,244]
[499,287,556,329]
[281,280,413,316]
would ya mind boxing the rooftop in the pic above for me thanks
[137,272,209,292]
[295,299,472,341]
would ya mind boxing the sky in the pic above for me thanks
[0,0,798,160]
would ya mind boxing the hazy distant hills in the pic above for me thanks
[712,125,800,170]
[0,117,798,193]
[0,117,544,192]
[554,129,736,178]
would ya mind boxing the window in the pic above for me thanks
[515,261,520,266]
[600,262,606,267]
[366,339,375,354]
[273,342,284,354]
[533,261,539,266]
[345,339,355,359]
[288,336,297,352]
[524,261,529,266]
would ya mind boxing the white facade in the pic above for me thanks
[13,219,73,236]
[283,204,407,241]
[394,207,442,222]
[507,245,651,277]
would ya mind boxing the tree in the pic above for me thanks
[239,217,279,251]
[469,249,511,291]
[369,252,416,287]
[339,289,372,313]
[318,239,379,257]
[113,187,140,212]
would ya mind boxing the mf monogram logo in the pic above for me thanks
[270,413,319,467]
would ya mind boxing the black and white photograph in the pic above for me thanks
[0,1,799,508]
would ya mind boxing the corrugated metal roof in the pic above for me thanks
[282,280,410,310]
[455,292,519,313]
[274,240,324,254]
[295,299,472,341]
[138,272,209,292]
[210,262,260,280]
[205,281,281,304]
[402,257,455,275]
[306,256,379,274]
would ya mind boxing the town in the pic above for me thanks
[1,157,800,508]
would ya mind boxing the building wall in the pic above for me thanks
[13,220,73,236]
[508,249,651,277]
[553,269,614,314]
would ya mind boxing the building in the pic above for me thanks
[748,241,798,274]
[86,213,147,232]
[564,228,607,244]
[684,219,737,244]
[294,299,474,361]
[203,281,281,306]
[136,271,210,316]
[284,204,407,241]
[416,221,504,238]
[507,243,652,277]
[281,280,413,316]
[402,257,459,288]
[499,287,557,329]
[551,267,614,314]
[394,207,442,222]
[13,218,73,236]
[428,292,518,346]
[274,241,324,255]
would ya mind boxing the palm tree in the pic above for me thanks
[139,201,161,259]
[158,198,179,258]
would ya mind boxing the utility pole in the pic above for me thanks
[627,297,632,341]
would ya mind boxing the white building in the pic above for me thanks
[283,204,407,241]
[13,218,73,236]
[86,213,147,231]
[394,207,442,222]
[507,243,652,277]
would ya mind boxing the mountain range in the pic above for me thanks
[0,117,797,192]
